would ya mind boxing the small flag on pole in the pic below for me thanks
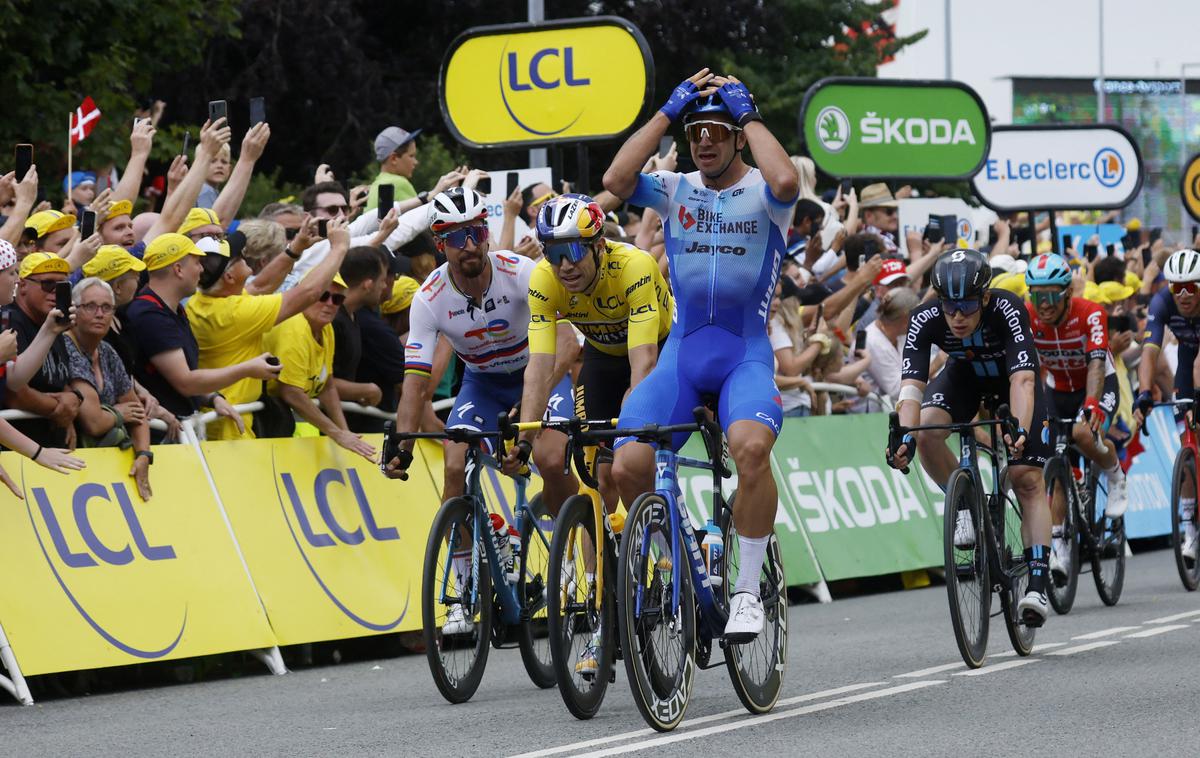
[69,97,101,146]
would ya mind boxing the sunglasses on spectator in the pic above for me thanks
[77,302,114,315]
[940,298,982,317]
[437,225,489,249]
[1029,289,1068,307]
[319,291,347,305]
[317,204,349,216]
[189,230,226,241]
[26,278,62,293]
[1170,282,1199,296]
[544,241,593,266]
[685,120,740,143]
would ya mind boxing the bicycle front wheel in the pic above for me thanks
[422,497,492,704]
[1044,458,1080,615]
[1170,447,1200,591]
[516,497,556,689]
[723,514,787,715]
[998,484,1036,657]
[944,468,990,668]
[1085,463,1125,605]
[618,492,695,732]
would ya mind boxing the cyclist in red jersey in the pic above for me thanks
[1024,253,1127,578]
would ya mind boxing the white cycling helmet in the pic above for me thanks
[428,187,487,233]
[1164,248,1200,283]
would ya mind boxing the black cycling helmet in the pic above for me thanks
[930,248,992,300]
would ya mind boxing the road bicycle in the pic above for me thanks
[384,420,554,703]
[1042,415,1125,614]
[1156,399,1200,591]
[888,406,1035,669]
[610,407,787,732]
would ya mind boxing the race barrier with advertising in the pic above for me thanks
[799,77,991,180]
[439,16,653,149]
[972,124,1145,212]
[1056,223,1129,256]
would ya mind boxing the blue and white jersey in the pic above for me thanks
[630,168,793,339]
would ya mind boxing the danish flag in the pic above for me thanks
[70,97,101,146]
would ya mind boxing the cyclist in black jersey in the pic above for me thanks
[887,249,1053,627]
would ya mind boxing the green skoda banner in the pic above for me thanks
[799,77,991,180]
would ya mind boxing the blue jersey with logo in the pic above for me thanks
[630,168,793,339]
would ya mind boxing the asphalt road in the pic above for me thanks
[3,549,1198,757]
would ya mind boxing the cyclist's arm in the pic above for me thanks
[517,352,555,439]
[1008,370,1037,436]
[897,305,937,428]
[896,379,925,429]
[397,297,439,446]
[742,121,799,204]
[628,343,658,392]
[1084,357,1106,402]
[549,321,580,389]
[602,113,670,199]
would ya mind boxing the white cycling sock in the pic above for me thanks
[1052,524,1064,538]
[1183,498,1196,521]
[734,534,770,596]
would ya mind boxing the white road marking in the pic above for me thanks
[508,682,884,758]
[992,642,1066,658]
[953,659,1040,676]
[1124,624,1190,638]
[1146,609,1200,624]
[570,681,947,757]
[1046,640,1121,656]
[895,662,964,678]
[1071,626,1140,640]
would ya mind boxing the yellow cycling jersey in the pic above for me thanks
[528,240,673,357]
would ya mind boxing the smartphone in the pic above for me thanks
[923,214,945,244]
[80,209,96,238]
[207,99,228,125]
[181,131,191,157]
[658,136,674,159]
[377,183,394,220]
[854,330,867,352]
[249,96,266,127]
[940,215,959,244]
[1150,227,1162,244]
[318,219,328,238]
[840,178,852,195]
[1083,242,1099,261]
[1108,314,1132,332]
[505,172,519,200]
[54,282,71,325]
[1143,247,1153,266]
[14,143,33,179]
[265,355,280,367]
[862,237,881,261]
[475,175,491,195]
[1105,243,1116,258]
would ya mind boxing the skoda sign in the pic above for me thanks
[439,16,653,150]
[800,77,991,180]
[972,124,1144,211]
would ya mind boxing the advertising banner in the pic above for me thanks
[972,125,1144,211]
[0,447,276,676]
[896,197,981,258]
[440,16,653,150]
[800,77,990,180]
[1114,407,1176,539]
[1056,223,1129,257]
[204,436,432,645]
[1181,153,1200,223]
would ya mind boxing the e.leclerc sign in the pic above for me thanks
[439,16,653,150]
[972,124,1144,211]
[799,77,991,180]
[1181,153,1200,223]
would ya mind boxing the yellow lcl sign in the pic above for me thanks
[440,16,653,149]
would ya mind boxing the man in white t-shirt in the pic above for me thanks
[864,287,920,402]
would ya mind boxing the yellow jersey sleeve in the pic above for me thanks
[528,259,562,355]
[622,248,664,351]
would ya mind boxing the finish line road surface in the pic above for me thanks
[3,551,1197,756]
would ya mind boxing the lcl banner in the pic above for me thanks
[0,447,276,675]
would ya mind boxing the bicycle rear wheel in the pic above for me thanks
[997,486,1035,656]
[548,494,615,719]
[1170,447,1200,591]
[618,492,695,732]
[1085,463,1125,605]
[723,514,787,715]
[943,469,990,668]
[422,497,492,704]
[1044,458,1080,615]
[516,501,555,689]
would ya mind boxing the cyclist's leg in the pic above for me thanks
[576,345,634,512]
[916,361,979,489]
[1009,381,1053,612]
[532,372,579,516]
[445,370,522,499]
[1174,352,1198,549]
[1066,379,1121,470]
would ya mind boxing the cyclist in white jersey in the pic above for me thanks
[384,188,576,507]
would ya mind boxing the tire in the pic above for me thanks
[943,469,990,669]
[617,492,695,732]
[422,497,492,704]
[547,494,615,719]
[1085,462,1126,605]
[723,513,787,715]
[997,483,1036,657]
[516,502,556,689]
[1170,447,1200,591]
[1044,458,1080,615]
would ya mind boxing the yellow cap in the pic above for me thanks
[1126,218,1142,231]
[991,271,1027,298]
[25,210,76,238]
[104,200,133,222]
[300,266,346,289]
[1082,280,1109,304]
[19,252,70,279]
[83,245,147,281]
[382,275,419,314]
[1097,280,1134,303]
[144,233,204,271]
[178,207,222,235]
[1124,271,1143,291]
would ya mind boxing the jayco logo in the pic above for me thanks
[501,44,590,136]
[815,106,850,153]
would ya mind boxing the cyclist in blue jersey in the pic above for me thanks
[602,68,799,640]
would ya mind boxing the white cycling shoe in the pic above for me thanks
[1182,525,1199,562]
[1105,470,1128,518]
[1050,537,1069,579]
[1018,590,1049,628]
[953,510,976,549]
[724,592,764,643]
[442,604,475,636]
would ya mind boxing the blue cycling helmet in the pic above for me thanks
[1025,253,1072,288]
[683,92,731,123]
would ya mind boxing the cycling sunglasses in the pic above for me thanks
[1029,288,1068,307]
[437,224,489,249]
[685,119,741,144]
[319,290,347,306]
[940,298,983,317]
[543,240,592,266]
[1170,281,1199,296]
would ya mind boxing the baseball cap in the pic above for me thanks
[144,233,204,271]
[988,253,1028,275]
[1097,280,1135,303]
[83,245,147,281]
[875,258,909,286]
[990,270,1027,298]
[63,171,96,195]
[19,252,70,279]
[178,207,223,235]
[858,183,898,208]
[374,126,422,162]
[1081,280,1108,304]
[0,240,16,270]
[1124,271,1143,291]
[104,199,133,222]
[25,209,76,239]
[382,276,419,314]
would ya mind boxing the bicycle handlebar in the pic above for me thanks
[888,404,1018,475]
[499,415,618,489]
